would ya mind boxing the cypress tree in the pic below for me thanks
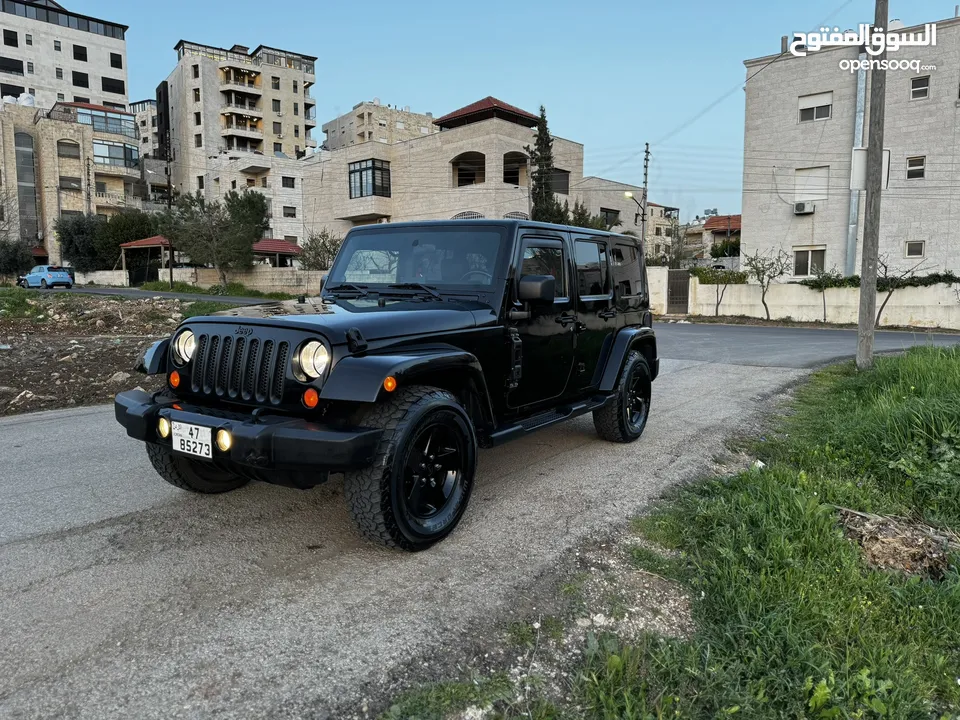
[525,106,566,224]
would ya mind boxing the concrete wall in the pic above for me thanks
[647,265,668,315]
[75,269,127,286]
[689,277,960,329]
[171,265,326,294]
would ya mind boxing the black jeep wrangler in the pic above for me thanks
[115,220,659,550]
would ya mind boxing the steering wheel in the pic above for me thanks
[459,270,492,283]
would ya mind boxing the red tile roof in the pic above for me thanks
[703,214,741,232]
[433,96,539,128]
[57,101,134,116]
[119,235,170,249]
[253,238,301,255]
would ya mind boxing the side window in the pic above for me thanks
[521,244,566,298]
[611,243,645,308]
[574,240,609,297]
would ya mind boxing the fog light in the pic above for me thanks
[157,417,171,438]
[216,429,232,452]
[302,387,319,408]
[169,370,181,388]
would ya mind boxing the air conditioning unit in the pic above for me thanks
[794,201,816,215]
[277,134,284,139]
[276,111,283,117]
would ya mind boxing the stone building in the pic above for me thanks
[322,98,438,150]
[130,98,159,157]
[0,0,127,110]
[645,202,680,258]
[302,97,644,237]
[155,40,317,200]
[0,97,151,263]
[742,14,960,277]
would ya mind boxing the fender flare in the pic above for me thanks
[598,328,659,392]
[136,339,169,375]
[320,344,496,426]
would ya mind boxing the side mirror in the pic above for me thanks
[518,275,555,305]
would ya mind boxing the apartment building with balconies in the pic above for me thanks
[302,97,644,237]
[130,98,159,157]
[0,98,146,262]
[156,39,316,200]
[321,98,438,150]
[0,0,127,111]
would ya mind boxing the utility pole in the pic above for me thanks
[640,142,650,247]
[856,0,888,370]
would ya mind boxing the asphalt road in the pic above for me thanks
[1,324,956,718]
[47,285,268,306]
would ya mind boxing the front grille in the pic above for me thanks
[188,331,288,405]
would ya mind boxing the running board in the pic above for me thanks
[488,396,613,447]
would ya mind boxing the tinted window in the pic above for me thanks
[521,246,566,297]
[73,44,86,61]
[611,243,644,308]
[574,240,608,296]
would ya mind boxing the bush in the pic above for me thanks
[709,237,740,259]
[689,267,747,285]
[0,239,33,277]
[299,228,343,271]
[797,271,960,292]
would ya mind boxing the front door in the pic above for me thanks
[572,235,617,390]
[507,235,575,409]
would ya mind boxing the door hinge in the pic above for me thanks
[507,327,522,389]
[577,362,587,374]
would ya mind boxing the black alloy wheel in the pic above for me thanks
[400,421,466,523]
[626,362,651,433]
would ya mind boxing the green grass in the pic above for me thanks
[140,280,294,301]
[580,346,960,719]
[380,674,562,720]
[0,287,37,319]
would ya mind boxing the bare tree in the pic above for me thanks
[299,227,343,271]
[742,249,792,320]
[692,267,747,316]
[875,255,932,328]
[807,266,844,322]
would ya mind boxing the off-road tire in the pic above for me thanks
[593,351,652,443]
[343,386,477,551]
[145,442,249,493]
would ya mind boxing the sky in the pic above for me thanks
[72,0,946,221]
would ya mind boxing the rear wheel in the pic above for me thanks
[145,442,249,493]
[40,280,47,289]
[65,283,72,289]
[343,386,477,551]
[593,351,652,443]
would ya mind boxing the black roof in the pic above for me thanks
[347,219,642,245]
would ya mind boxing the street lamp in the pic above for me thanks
[624,191,643,227]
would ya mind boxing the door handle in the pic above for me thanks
[555,314,576,327]
[598,309,617,320]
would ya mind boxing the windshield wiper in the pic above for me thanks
[324,283,369,297]
[386,283,442,300]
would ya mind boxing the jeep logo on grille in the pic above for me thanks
[234,326,253,336]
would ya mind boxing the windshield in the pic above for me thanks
[327,227,505,288]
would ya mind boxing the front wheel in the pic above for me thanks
[145,442,249,493]
[40,280,47,289]
[593,351,652,443]
[343,386,477,551]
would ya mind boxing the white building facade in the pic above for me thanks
[741,15,960,278]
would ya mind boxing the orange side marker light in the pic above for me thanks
[169,370,181,388]
[383,376,397,392]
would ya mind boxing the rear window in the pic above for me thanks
[47,266,64,271]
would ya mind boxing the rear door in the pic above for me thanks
[507,232,576,409]
[571,234,617,390]
[610,240,646,328]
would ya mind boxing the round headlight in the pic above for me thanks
[297,340,329,379]
[173,330,196,365]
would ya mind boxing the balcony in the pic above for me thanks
[221,124,263,141]
[221,103,262,119]
[220,80,262,95]
[93,159,141,178]
[336,195,392,222]
[218,58,261,73]
[219,144,271,173]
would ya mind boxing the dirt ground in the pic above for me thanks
[0,293,205,416]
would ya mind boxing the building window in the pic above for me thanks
[59,176,81,191]
[911,76,930,100]
[25,34,31,46]
[14,133,37,241]
[655,226,662,236]
[194,133,202,147]
[798,91,832,122]
[793,247,826,277]
[293,80,298,93]
[794,166,830,202]
[56,92,64,101]
[3,30,16,47]
[396,120,405,130]
[272,99,281,113]
[273,142,282,152]
[271,76,279,90]
[73,44,87,62]
[142,136,148,144]
[93,139,139,169]
[73,96,89,103]
[294,125,299,138]
[599,208,620,228]
[192,64,199,79]
[293,102,299,116]
[905,241,925,258]
[26,62,32,74]
[348,158,391,198]
[193,88,200,102]
[28,87,33,95]
[284,235,298,243]
[102,77,125,95]
[95,181,106,193]
[452,152,485,187]
[906,156,925,179]
[72,71,88,88]
[197,175,204,190]
[54,40,61,52]
[282,206,297,218]
[57,140,81,158]
[110,52,123,69]
[550,169,570,195]
[55,67,62,79]
[281,176,295,188]
[421,126,429,135]
[273,121,282,134]
[194,111,201,126]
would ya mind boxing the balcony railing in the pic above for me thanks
[219,144,265,155]
[220,80,261,92]
[94,157,140,171]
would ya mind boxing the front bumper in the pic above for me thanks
[114,389,382,473]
